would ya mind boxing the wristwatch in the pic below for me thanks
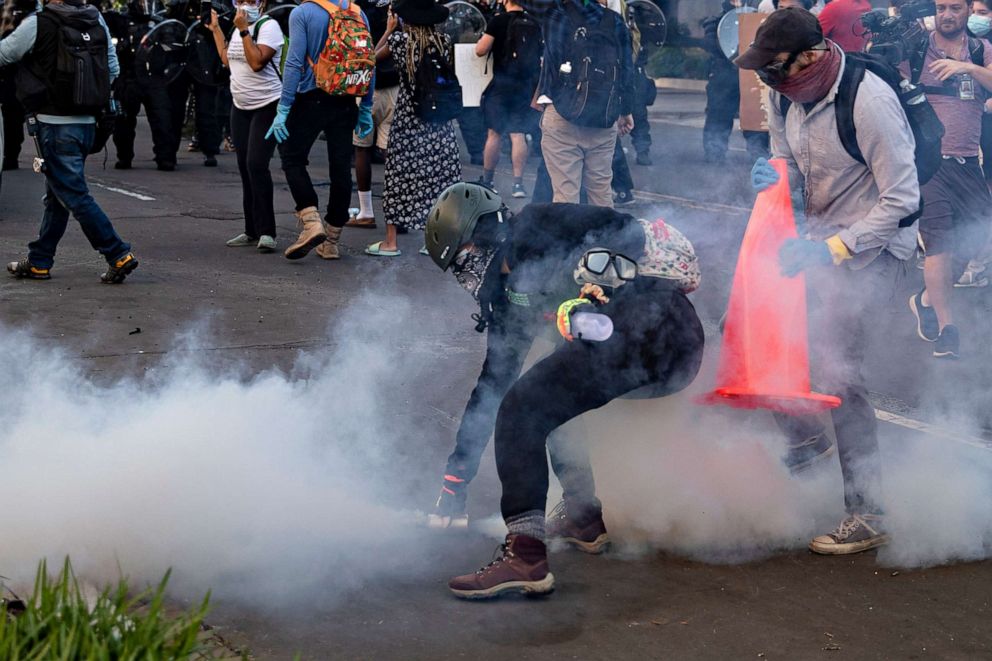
[239,29,250,38]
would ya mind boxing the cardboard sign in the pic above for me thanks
[738,12,771,133]
[454,43,493,108]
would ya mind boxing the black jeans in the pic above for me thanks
[2,97,25,164]
[278,90,358,227]
[611,137,633,194]
[496,288,705,523]
[773,253,903,515]
[231,101,279,238]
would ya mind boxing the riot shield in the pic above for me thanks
[441,1,486,45]
[134,18,189,84]
[264,0,297,36]
[626,0,667,56]
[718,6,757,62]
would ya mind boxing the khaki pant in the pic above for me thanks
[540,104,618,207]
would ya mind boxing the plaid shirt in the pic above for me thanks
[518,0,634,116]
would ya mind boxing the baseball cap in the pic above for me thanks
[734,8,824,70]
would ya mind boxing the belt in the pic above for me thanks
[942,155,980,165]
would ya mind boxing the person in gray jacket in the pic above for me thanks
[737,9,920,556]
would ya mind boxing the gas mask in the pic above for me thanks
[573,248,638,290]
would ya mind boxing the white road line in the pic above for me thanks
[92,183,155,201]
[875,409,991,451]
[630,190,751,215]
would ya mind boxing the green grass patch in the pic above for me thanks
[0,558,212,660]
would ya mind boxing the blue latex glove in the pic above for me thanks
[265,104,292,144]
[356,105,373,140]
[751,157,780,193]
[779,238,833,277]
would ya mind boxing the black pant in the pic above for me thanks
[169,77,223,158]
[629,67,652,156]
[113,77,176,166]
[982,113,992,181]
[773,253,903,515]
[2,98,25,165]
[496,288,705,523]
[703,61,769,162]
[458,106,486,161]
[231,101,279,238]
[611,137,633,194]
[278,90,358,227]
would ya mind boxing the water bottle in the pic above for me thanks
[571,312,614,342]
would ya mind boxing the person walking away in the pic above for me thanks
[364,0,461,257]
[348,0,401,229]
[520,0,635,207]
[208,0,283,252]
[817,0,871,52]
[739,8,920,553]
[906,0,992,357]
[266,0,376,260]
[475,0,542,198]
[422,184,704,598]
[2,0,138,283]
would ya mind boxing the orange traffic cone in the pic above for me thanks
[700,158,841,415]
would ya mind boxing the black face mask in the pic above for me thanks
[756,50,800,87]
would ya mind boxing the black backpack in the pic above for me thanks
[496,11,542,81]
[41,6,111,115]
[411,39,463,124]
[778,52,945,228]
[549,3,624,129]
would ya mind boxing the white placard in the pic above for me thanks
[454,43,493,108]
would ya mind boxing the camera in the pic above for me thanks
[860,0,935,66]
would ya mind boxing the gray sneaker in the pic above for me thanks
[226,233,256,247]
[257,235,277,253]
[809,513,888,555]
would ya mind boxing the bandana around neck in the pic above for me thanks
[454,247,499,301]
[774,42,842,105]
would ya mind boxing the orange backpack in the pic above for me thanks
[305,0,375,97]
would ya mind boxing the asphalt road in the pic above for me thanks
[1,101,991,660]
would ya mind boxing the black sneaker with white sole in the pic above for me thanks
[809,513,888,555]
[908,291,939,342]
[613,189,635,207]
[933,324,959,359]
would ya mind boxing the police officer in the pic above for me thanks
[108,0,185,170]
[701,0,770,163]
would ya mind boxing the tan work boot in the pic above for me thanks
[284,207,327,260]
[315,225,343,260]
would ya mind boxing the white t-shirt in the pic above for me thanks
[227,17,284,111]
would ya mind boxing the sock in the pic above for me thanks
[505,510,546,542]
[358,190,373,219]
[513,176,523,186]
[483,169,495,184]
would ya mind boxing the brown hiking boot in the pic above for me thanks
[315,225,343,260]
[546,500,610,554]
[448,534,555,600]
[284,207,326,260]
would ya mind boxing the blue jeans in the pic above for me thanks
[28,122,129,269]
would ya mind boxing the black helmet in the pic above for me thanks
[425,182,505,271]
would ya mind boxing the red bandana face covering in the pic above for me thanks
[773,43,842,105]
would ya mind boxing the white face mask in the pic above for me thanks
[238,3,260,21]
[969,14,992,37]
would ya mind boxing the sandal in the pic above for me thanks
[365,241,402,257]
